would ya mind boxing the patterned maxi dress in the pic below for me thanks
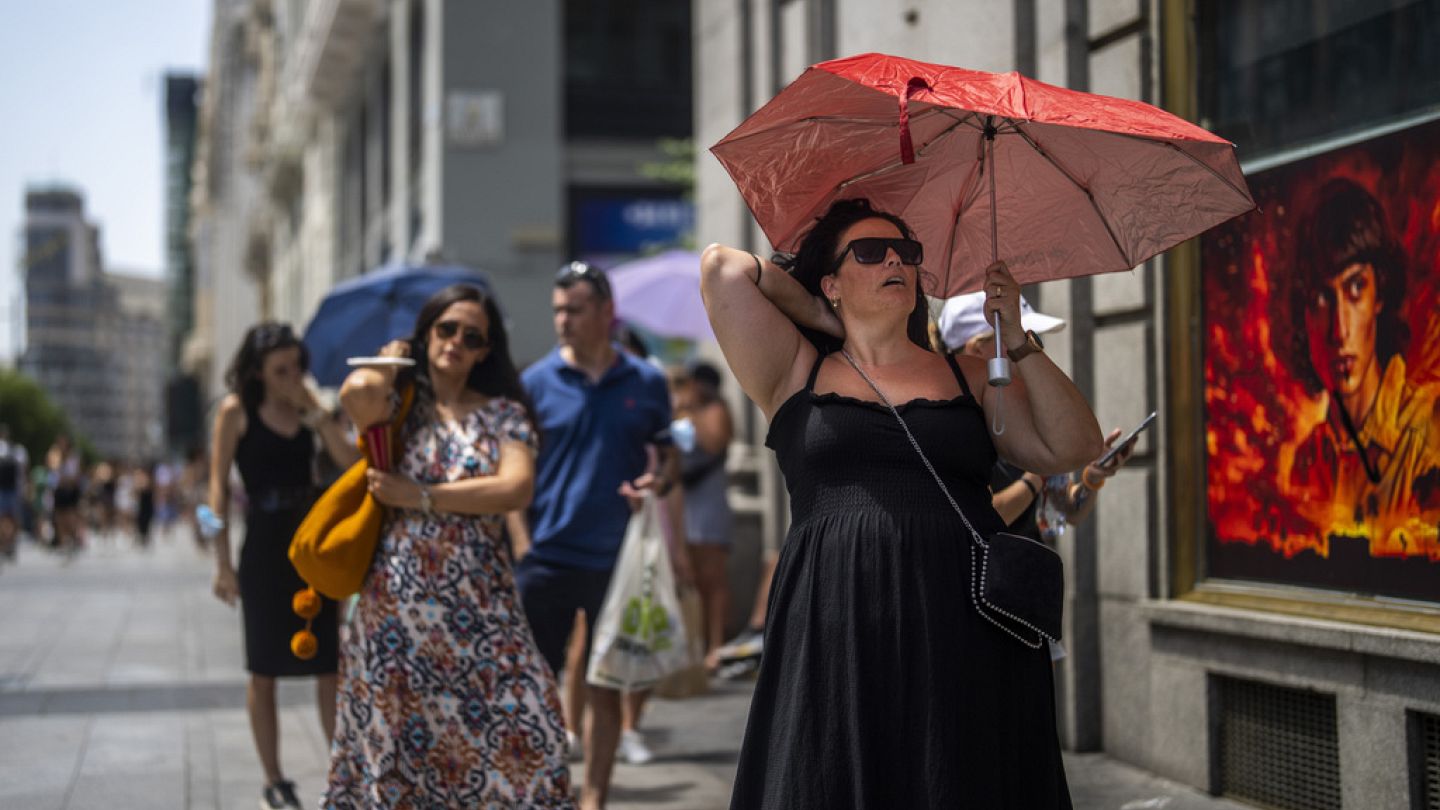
[324,397,574,809]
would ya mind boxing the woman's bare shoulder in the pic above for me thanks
[928,350,987,399]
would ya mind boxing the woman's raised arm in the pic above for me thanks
[700,244,838,418]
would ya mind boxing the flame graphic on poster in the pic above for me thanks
[1202,119,1440,590]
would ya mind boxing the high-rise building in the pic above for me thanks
[19,188,169,462]
[164,74,204,451]
[107,271,168,462]
[20,187,114,450]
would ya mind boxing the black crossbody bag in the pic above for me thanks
[840,350,1063,649]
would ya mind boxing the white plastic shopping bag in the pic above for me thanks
[587,494,690,690]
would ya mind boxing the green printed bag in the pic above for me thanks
[586,494,691,690]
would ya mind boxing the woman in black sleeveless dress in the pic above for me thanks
[208,323,361,810]
[700,199,1104,808]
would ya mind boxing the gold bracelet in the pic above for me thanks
[1081,466,1106,491]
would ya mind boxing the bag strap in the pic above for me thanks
[838,350,1051,648]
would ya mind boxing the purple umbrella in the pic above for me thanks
[609,250,714,342]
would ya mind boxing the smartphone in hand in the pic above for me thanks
[1097,411,1156,467]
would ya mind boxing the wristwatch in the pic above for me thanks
[1007,329,1045,363]
[417,484,433,514]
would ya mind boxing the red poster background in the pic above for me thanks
[1202,118,1440,602]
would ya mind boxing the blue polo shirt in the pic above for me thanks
[523,346,672,571]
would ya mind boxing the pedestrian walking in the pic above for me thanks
[207,322,361,810]
[323,284,574,808]
[45,436,84,555]
[669,361,735,671]
[133,463,156,548]
[700,198,1104,808]
[0,425,28,560]
[178,446,209,550]
[87,461,119,544]
[517,262,678,810]
[537,323,692,769]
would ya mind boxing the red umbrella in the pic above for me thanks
[711,52,1255,299]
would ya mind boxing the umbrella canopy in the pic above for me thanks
[710,52,1255,297]
[303,264,493,386]
[609,250,714,342]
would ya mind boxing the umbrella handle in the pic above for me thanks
[988,312,1012,388]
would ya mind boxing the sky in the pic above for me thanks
[0,0,211,361]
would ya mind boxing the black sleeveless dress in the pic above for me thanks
[234,406,339,677]
[730,353,1071,809]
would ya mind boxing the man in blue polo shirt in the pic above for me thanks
[517,261,676,810]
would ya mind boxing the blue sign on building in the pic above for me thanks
[574,196,695,255]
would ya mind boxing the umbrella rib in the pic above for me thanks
[937,143,988,295]
[916,114,977,158]
[1011,120,1133,268]
[1101,130,1255,206]
[715,106,956,147]
[837,113,977,191]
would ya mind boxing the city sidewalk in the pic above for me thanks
[0,528,1254,810]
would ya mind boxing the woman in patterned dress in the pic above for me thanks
[325,284,574,809]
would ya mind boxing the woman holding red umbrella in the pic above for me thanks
[700,198,1102,808]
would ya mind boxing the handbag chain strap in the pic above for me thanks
[839,350,1051,649]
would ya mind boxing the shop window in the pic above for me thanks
[1197,2,1440,601]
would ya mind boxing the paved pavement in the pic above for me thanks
[0,526,1255,810]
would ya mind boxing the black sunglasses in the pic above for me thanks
[834,237,924,268]
[555,261,612,300]
[433,319,487,350]
[250,323,296,349]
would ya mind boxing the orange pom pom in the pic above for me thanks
[291,629,318,660]
[292,587,322,619]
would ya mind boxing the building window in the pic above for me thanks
[564,0,692,138]
[1199,0,1440,160]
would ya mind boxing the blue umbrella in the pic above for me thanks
[303,264,493,386]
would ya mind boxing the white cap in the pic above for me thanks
[937,292,1066,351]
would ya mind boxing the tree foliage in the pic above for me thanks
[0,369,75,465]
[639,138,696,196]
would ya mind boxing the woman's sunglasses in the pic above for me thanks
[835,237,924,267]
[433,320,487,350]
[249,323,296,349]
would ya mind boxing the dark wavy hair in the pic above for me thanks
[224,322,309,411]
[778,198,932,353]
[403,284,538,429]
[1274,179,1408,396]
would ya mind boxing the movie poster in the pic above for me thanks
[1202,118,1440,603]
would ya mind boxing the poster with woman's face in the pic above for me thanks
[1202,117,1440,603]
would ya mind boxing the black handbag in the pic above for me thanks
[839,350,1063,649]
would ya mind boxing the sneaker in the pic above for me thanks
[715,627,764,664]
[717,657,761,681]
[617,729,654,765]
[260,780,302,810]
[566,729,583,762]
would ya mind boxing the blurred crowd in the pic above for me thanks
[0,427,212,559]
